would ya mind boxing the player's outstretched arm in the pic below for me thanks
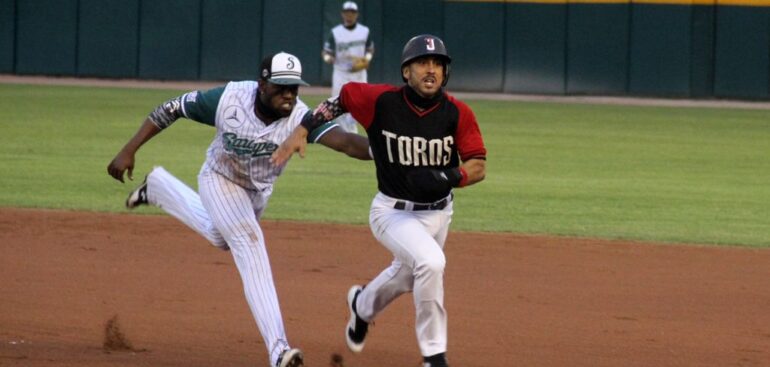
[271,97,348,165]
[317,128,371,160]
[107,118,161,183]
[108,93,197,182]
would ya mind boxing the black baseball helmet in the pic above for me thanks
[400,34,452,85]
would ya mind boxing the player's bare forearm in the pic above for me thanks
[107,118,161,183]
[270,126,309,166]
[460,158,486,186]
[121,118,162,153]
[318,128,371,160]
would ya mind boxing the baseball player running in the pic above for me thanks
[272,35,487,367]
[107,52,370,367]
[322,1,374,134]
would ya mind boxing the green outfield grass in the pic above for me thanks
[0,83,768,247]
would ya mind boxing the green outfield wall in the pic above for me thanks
[0,0,14,73]
[77,0,139,79]
[200,0,263,81]
[2,0,769,99]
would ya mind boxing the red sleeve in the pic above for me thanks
[339,83,399,129]
[449,95,487,161]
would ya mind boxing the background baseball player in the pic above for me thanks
[273,35,487,367]
[106,52,370,367]
[322,1,374,134]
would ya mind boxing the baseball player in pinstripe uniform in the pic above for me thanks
[107,52,370,367]
[322,1,374,135]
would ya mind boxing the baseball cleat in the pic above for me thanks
[125,177,148,209]
[276,348,304,367]
[423,352,449,367]
[346,285,369,353]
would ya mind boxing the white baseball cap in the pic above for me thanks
[342,1,358,11]
[260,52,309,86]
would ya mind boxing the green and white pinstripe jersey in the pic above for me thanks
[180,81,335,193]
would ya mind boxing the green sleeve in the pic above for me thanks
[307,121,340,143]
[182,86,225,126]
[323,31,336,54]
[366,33,374,51]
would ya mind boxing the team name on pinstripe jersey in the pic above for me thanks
[204,81,309,191]
[222,133,279,157]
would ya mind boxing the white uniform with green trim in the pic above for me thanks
[143,81,335,366]
[324,23,373,134]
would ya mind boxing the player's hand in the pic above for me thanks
[107,151,136,183]
[271,127,309,166]
[406,168,457,198]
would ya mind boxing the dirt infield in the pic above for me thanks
[1,208,768,366]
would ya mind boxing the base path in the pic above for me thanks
[0,208,768,367]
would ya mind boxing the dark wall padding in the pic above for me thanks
[15,0,78,75]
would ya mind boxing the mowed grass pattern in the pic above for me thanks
[475,101,769,246]
[0,84,767,247]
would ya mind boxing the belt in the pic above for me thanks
[394,194,452,211]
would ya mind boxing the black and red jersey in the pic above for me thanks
[340,82,486,203]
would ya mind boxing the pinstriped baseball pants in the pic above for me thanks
[145,166,290,366]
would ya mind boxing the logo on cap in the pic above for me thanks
[426,37,435,51]
[266,52,309,86]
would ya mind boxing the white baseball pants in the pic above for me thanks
[355,192,453,357]
[145,166,290,366]
[332,69,367,134]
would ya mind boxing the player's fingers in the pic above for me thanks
[107,164,124,183]
[298,144,306,158]
[271,145,291,165]
[127,167,134,181]
[115,172,125,183]
[270,148,283,165]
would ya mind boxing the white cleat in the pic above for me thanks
[346,285,369,353]
[125,177,148,209]
[276,348,304,367]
